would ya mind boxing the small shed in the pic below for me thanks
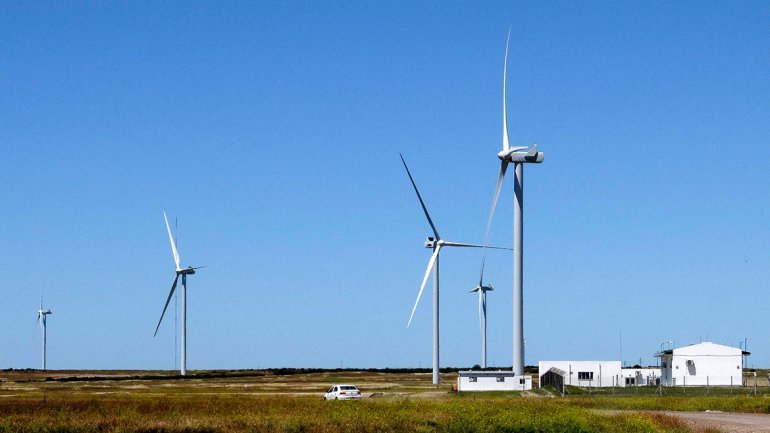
[457,371,532,391]
[539,367,566,395]
[655,342,749,386]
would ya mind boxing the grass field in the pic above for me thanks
[1,369,768,432]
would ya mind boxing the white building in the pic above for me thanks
[538,361,622,388]
[655,342,749,386]
[620,367,661,386]
[457,371,532,391]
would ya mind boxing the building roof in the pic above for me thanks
[458,370,517,377]
[545,367,566,376]
[654,342,750,357]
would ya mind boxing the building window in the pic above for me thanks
[625,377,635,385]
[469,377,477,382]
[496,377,505,383]
[578,372,594,380]
[520,378,525,384]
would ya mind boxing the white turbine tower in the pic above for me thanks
[400,154,510,385]
[36,295,52,370]
[154,212,203,376]
[481,31,544,376]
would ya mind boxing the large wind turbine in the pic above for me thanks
[481,31,544,376]
[36,295,52,370]
[400,154,509,385]
[154,212,202,376]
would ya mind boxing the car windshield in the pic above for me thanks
[340,386,358,391]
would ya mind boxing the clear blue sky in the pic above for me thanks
[1,1,769,370]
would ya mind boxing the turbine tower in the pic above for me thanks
[154,212,203,376]
[481,31,544,376]
[400,154,510,384]
[36,296,52,370]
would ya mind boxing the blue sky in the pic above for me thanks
[1,1,769,370]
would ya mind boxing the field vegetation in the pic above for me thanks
[0,369,766,432]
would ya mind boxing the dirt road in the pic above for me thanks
[661,411,770,433]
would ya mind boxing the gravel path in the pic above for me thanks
[661,411,770,433]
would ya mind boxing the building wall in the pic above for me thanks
[620,368,661,386]
[538,361,622,387]
[659,342,743,386]
[457,373,532,391]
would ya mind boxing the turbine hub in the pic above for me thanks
[178,267,196,275]
[498,146,529,162]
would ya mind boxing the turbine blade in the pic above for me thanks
[442,241,485,248]
[399,154,440,240]
[407,245,441,327]
[479,161,508,285]
[442,241,512,250]
[164,212,181,270]
[154,274,180,337]
[502,27,512,153]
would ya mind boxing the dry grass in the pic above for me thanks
[0,393,694,433]
[0,369,754,432]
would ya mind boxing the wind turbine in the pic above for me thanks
[481,30,544,376]
[154,212,203,376]
[468,282,493,369]
[471,225,500,370]
[400,154,510,385]
[36,294,52,370]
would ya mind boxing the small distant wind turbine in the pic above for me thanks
[468,282,493,369]
[471,170,503,370]
[154,212,203,376]
[36,294,52,370]
[400,154,510,385]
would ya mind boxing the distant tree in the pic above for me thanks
[471,364,481,370]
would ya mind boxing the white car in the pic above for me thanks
[324,384,362,400]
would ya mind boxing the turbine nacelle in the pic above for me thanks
[469,284,494,293]
[176,266,199,275]
[38,309,52,315]
[498,145,544,163]
[424,237,449,249]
